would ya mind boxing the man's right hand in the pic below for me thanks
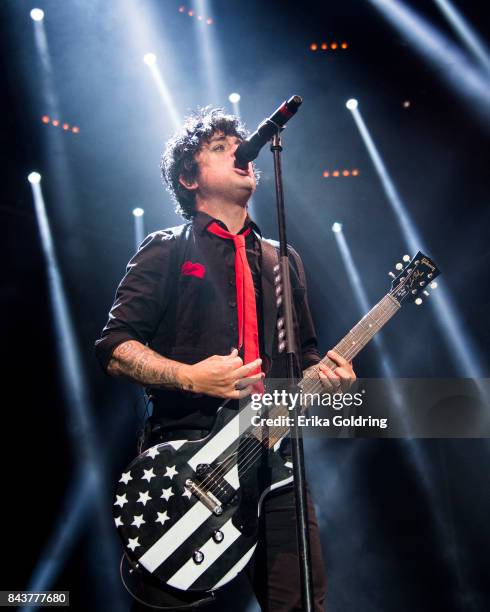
[178,349,264,399]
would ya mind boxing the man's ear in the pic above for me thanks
[178,175,198,191]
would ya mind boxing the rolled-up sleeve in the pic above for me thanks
[95,231,176,373]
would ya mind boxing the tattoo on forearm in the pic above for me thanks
[108,340,190,390]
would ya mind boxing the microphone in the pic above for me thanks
[235,95,303,166]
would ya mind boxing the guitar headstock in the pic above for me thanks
[389,251,440,305]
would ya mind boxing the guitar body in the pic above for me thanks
[113,401,293,593]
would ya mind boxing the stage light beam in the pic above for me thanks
[28,171,42,184]
[192,0,222,105]
[25,176,124,609]
[143,52,157,66]
[346,101,485,379]
[433,0,490,72]
[30,8,44,21]
[132,208,145,250]
[368,0,490,121]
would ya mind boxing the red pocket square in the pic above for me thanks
[181,261,206,279]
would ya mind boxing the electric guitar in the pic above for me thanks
[113,252,440,594]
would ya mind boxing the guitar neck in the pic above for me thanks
[250,292,401,449]
[300,292,400,394]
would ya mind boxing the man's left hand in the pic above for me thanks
[318,350,356,394]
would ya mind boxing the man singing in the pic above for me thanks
[96,108,355,610]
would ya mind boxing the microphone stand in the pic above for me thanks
[270,129,314,612]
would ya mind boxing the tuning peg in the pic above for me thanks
[430,281,438,289]
[388,271,396,278]
[278,329,286,341]
[423,290,429,296]
[402,254,410,262]
[276,296,283,307]
[278,341,286,353]
[275,285,282,297]
[277,317,284,330]
[273,264,280,274]
[395,262,403,270]
[415,297,423,306]
[274,274,282,286]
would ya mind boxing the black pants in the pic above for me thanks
[129,431,327,611]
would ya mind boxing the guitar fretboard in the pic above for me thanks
[250,292,400,448]
[301,293,400,395]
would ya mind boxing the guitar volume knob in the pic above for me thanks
[213,530,224,543]
[193,550,205,564]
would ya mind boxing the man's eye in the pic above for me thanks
[213,144,225,151]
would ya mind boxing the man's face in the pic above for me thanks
[182,132,256,204]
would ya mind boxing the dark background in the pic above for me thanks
[1,0,489,610]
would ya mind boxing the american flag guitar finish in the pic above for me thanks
[113,252,440,593]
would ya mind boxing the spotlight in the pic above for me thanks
[41,115,50,124]
[332,170,340,177]
[321,43,328,50]
[310,43,318,51]
[323,171,329,177]
[332,222,343,233]
[132,208,144,217]
[331,42,338,49]
[346,98,358,110]
[228,92,241,104]
[403,100,411,108]
[341,42,348,49]
[28,172,42,184]
[30,8,44,21]
[206,18,213,25]
[143,53,157,66]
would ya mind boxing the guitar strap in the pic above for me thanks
[259,238,280,370]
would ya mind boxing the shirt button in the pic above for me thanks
[228,300,237,308]
[229,278,235,286]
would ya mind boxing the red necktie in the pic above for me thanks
[207,221,262,378]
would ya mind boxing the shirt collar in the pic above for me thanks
[193,210,262,238]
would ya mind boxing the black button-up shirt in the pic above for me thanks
[95,211,321,430]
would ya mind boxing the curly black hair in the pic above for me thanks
[160,107,258,220]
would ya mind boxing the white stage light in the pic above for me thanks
[143,53,157,66]
[228,92,241,104]
[28,172,42,184]
[132,207,144,217]
[346,99,358,110]
[332,222,343,233]
[30,8,44,21]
